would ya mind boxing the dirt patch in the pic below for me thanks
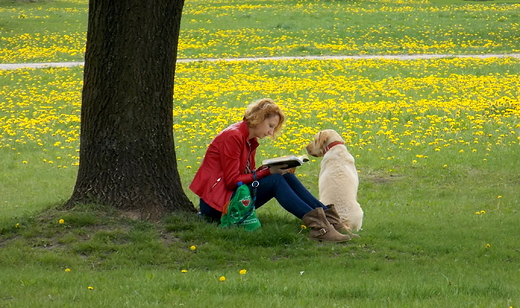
[363,173,405,184]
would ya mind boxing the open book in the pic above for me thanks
[262,155,309,169]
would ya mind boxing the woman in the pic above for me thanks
[189,98,350,242]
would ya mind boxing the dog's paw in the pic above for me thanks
[348,232,361,239]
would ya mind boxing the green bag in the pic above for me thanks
[220,180,261,231]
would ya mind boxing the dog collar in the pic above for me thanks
[324,141,345,155]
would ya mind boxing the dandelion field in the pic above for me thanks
[1,0,520,63]
[1,0,520,307]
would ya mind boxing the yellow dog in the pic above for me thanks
[306,129,363,236]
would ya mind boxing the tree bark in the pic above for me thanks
[66,0,195,219]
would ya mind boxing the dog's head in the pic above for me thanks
[305,129,345,157]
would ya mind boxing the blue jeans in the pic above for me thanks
[199,173,326,221]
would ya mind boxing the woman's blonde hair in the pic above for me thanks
[244,98,285,137]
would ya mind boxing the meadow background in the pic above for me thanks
[1,0,519,307]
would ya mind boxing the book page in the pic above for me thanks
[262,155,309,168]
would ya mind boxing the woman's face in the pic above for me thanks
[248,115,280,139]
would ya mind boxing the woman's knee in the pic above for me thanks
[271,173,285,181]
[261,173,286,186]
[273,173,296,187]
[283,173,298,180]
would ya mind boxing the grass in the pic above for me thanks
[1,0,520,307]
[0,0,519,63]
[1,201,518,307]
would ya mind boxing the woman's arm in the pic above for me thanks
[219,134,249,189]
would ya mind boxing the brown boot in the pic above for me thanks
[301,207,351,242]
[324,204,360,239]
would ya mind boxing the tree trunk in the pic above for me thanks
[66,0,195,219]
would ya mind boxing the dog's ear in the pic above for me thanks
[317,131,329,149]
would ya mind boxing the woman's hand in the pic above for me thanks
[269,164,290,175]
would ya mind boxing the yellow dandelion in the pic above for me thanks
[475,211,481,215]
[486,244,491,248]
[58,219,65,224]
[219,276,226,282]
[87,286,94,290]
[239,269,247,275]
[480,210,486,214]
[300,225,307,229]
[181,269,188,273]
[15,223,20,228]
[65,268,71,272]
[498,196,502,199]
[190,245,197,251]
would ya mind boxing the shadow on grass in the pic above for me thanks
[0,203,343,271]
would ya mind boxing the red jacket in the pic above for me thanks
[189,120,271,212]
